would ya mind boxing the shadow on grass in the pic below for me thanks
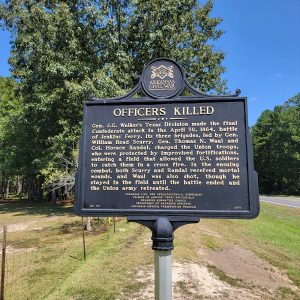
[0,199,74,217]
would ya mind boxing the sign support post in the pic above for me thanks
[155,250,172,300]
[128,216,200,300]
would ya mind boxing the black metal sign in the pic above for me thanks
[75,58,259,219]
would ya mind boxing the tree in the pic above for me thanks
[1,1,124,199]
[0,77,23,198]
[278,93,300,193]
[252,93,300,195]
[1,0,227,200]
[125,0,227,93]
[252,110,275,194]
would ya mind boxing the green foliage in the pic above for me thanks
[0,77,23,197]
[0,0,227,198]
[252,93,300,195]
[1,1,124,194]
[125,0,227,93]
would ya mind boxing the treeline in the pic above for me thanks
[252,93,300,195]
[0,0,226,201]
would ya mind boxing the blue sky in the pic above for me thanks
[1,0,299,125]
[213,0,300,124]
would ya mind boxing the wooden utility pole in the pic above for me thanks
[1,226,7,300]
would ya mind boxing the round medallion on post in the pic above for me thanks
[141,58,185,99]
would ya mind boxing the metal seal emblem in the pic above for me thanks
[142,58,184,98]
[151,65,174,79]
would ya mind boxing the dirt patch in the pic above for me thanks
[125,262,272,300]
[124,226,145,248]
[143,232,152,246]
[6,245,37,254]
[204,245,294,291]
[8,221,38,232]
[173,262,270,299]
[134,268,154,299]
[173,262,232,299]
[7,216,60,232]
[199,228,222,238]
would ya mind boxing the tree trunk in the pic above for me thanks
[37,176,44,201]
[17,176,23,196]
[6,180,9,199]
[0,174,5,199]
[27,177,35,201]
[51,190,57,205]
[27,180,32,201]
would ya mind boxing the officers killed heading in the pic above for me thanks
[113,106,214,117]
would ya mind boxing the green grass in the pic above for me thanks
[2,219,86,299]
[46,222,152,300]
[0,200,153,299]
[276,287,300,300]
[207,265,246,288]
[174,202,300,288]
[0,200,299,299]
[0,199,73,227]
[240,203,300,287]
[261,194,300,198]
[243,203,300,257]
[202,235,220,250]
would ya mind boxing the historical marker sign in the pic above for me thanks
[75,59,259,218]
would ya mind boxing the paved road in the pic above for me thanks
[260,196,300,209]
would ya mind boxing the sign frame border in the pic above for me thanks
[75,96,259,219]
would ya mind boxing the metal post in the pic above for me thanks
[127,216,199,300]
[155,250,172,300]
[81,218,86,261]
[1,226,7,300]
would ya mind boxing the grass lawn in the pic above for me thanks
[0,200,299,299]
[242,203,300,287]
